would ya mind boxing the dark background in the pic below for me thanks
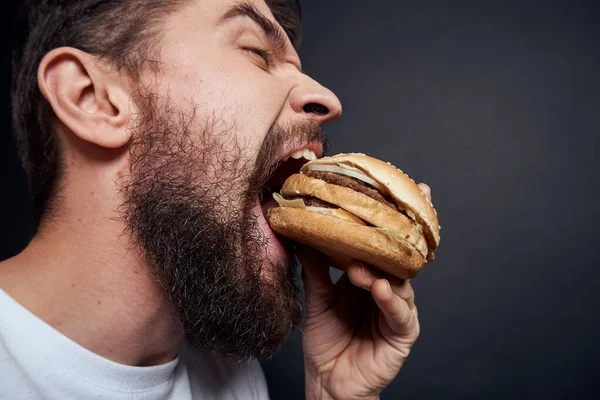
[2,0,599,399]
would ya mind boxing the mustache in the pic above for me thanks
[247,120,328,195]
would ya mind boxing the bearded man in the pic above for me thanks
[0,1,430,399]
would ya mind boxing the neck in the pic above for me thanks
[0,200,185,367]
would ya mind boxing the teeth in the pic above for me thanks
[290,150,305,159]
[304,149,318,160]
[285,149,317,161]
[289,149,317,160]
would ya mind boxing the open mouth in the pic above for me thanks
[255,147,321,262]
[259,149,319,220]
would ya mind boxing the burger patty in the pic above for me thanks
[303,170,399,211]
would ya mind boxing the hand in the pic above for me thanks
[299,184,431,400]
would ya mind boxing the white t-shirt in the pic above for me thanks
[0,289,269,399]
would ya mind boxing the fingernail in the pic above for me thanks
[385,279,392,293]
[360,262,373,279]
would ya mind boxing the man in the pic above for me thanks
[1,0,431,398]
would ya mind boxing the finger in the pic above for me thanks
[327,253,354,271]
[372,279,416,335]
[297,246,336,316]
[393,279,415,310]
[418,183,432,201]
[347,262,415,309]
[346,261,385,290]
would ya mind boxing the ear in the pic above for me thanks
[38,47,132,149]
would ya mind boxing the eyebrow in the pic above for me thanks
[220,2,295,66]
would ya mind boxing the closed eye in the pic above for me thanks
[242,46,274,68]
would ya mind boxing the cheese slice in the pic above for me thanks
[272,193,366,225]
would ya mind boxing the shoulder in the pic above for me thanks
[180,346,269,400]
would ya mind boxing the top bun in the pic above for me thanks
[302,153,440,260]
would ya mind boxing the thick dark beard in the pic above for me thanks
[120,91,326,361]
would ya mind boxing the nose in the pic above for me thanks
[288,76,343,125]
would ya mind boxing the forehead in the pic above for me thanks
[171,0,281,33]
[157,0,300,65]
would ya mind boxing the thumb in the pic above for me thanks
[296,246,335,317]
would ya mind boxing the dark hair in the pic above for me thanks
[11,0,302,226]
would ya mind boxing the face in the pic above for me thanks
[121,0,342,360]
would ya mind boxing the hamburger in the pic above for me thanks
[267,153,440,279]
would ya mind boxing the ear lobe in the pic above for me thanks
[38,47,132,149]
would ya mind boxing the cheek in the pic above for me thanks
[153,49,290,161]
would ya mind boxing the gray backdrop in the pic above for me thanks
[1,1,599,399]
[260,0,600,399]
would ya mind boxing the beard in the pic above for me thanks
[121,91,326,361]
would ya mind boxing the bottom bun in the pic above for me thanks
[268,207,425,279]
